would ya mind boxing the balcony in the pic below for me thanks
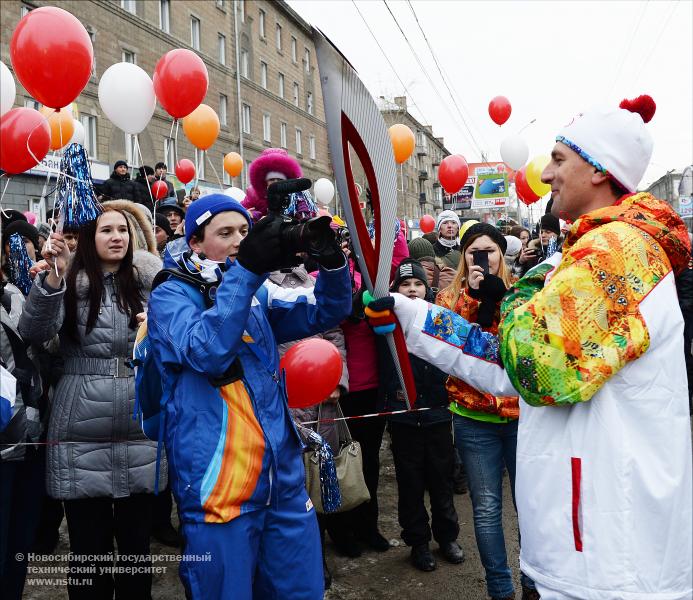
[416,143,428,156]
[418,169,429,180]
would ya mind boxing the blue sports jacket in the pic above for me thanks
[147,254,352,524]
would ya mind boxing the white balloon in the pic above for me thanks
[70,118,85,146]
[500,134,529,171]
[98,62,156,134]
[0,60,16,117]
[313,178,335,204]
[223,187,246,202]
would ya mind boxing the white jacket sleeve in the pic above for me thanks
[391,293,517,397]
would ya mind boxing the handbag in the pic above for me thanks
[303,402,370,514]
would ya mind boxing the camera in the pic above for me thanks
[266,178,336,256]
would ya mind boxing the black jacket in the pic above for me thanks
[376,339,451,427]
[99,171,139,202]
[433,241,461,269]
[676,262,693,314]
[131,177,155,213]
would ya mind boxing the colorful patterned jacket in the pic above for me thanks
[436,288,519,420]
[147,257,352,524]
[387,193,693,599]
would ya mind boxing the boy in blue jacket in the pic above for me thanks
[147,195,351,599]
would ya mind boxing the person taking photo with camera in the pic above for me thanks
[146,193,352,600]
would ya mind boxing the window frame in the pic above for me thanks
[219,93,228,126]
[258,8,266,38]
[262,113,271,143]
[307,92,313,115]
[81,114,98,159]
[260,61,268,89]
[159,0,170,33]
[122,49,136,64]
[218,33,226,65]
[309,134,316,160]
[190,15,201,50]
[242,103,251,134]
[292,82,299,107]
[278,73,285,99]
[295,127,302,156]
[275,23,282,51]
[291,36,297,62]
[280,122,287,148]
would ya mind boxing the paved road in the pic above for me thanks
[25,435,522,599]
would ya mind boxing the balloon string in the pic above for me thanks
[0,176,12,217]
[193,148,199,190]
[135,135,156,223]
[205,151,223,190]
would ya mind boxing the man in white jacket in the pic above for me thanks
[366,96,692,600]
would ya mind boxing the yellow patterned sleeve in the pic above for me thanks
[499,222,668,406]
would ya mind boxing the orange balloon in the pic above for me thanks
[182,103,219,150]
[223,152,243,177]
[40,106,75,150]
[388,123,415,164]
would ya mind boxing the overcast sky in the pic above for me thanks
[289,0,692,190]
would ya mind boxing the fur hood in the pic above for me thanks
[102,200,157,255]
[75,250,162,297]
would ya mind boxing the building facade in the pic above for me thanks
[0,0,332,216]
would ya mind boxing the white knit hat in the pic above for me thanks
[556,95,656,193]
[436,210,460,231]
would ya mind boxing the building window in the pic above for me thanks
[295,128,302,155]
[190,16,201,50]
[218,33,226,65]
[239,0,245,22]
[307,92,313,115]
[159,0,170,33]
[293,82,299,107]
[125,133,137,166]
[275,23,282,50]
[278,73,285,99]
[20,4,32,17]
[24,98,40,110]
[122,49,136,64]
[87,29,97,76]
[219,94,228,126]
[258,9,265,38]
[263,114,271,142]
[195,149,205,180]
[291,36,297,62]
[81,114,97,158]
[242,103,251,134]
[280,122,287,148]
[309,134,316,160]
[304,48,310,73]
[121,0,136,15]
[223,168,231,185]
[216,0,225,9]
[260,61,268,89]
[240,49,249,78]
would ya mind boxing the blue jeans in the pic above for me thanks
[454,415,533,598]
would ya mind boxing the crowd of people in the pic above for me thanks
[1,98,692,600]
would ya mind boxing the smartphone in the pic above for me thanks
[472,249,490,276]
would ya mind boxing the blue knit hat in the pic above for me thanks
[185,193,252,244]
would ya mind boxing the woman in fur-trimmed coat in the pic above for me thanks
[19,206,164,599]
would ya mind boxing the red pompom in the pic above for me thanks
[619,95,656,123]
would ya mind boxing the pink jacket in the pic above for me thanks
[341,231,409,392]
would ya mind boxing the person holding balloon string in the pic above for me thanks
[145,193,352,599]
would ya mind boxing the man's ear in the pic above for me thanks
[189,236,202,255]
[591,170,610,186]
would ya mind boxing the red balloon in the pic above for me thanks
[10,7,93,109]
[419,215,436,234]
[175,159,195,184]
[153,50,209,119]
[279,339,343,409]
[515,166,540,205]
[0,108,50,175]
[488,96,512,126]
[151,180,169,200]
[438,155,469,194]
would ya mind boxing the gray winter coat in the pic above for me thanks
[18,251,166,499]
[0,282,42,461]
